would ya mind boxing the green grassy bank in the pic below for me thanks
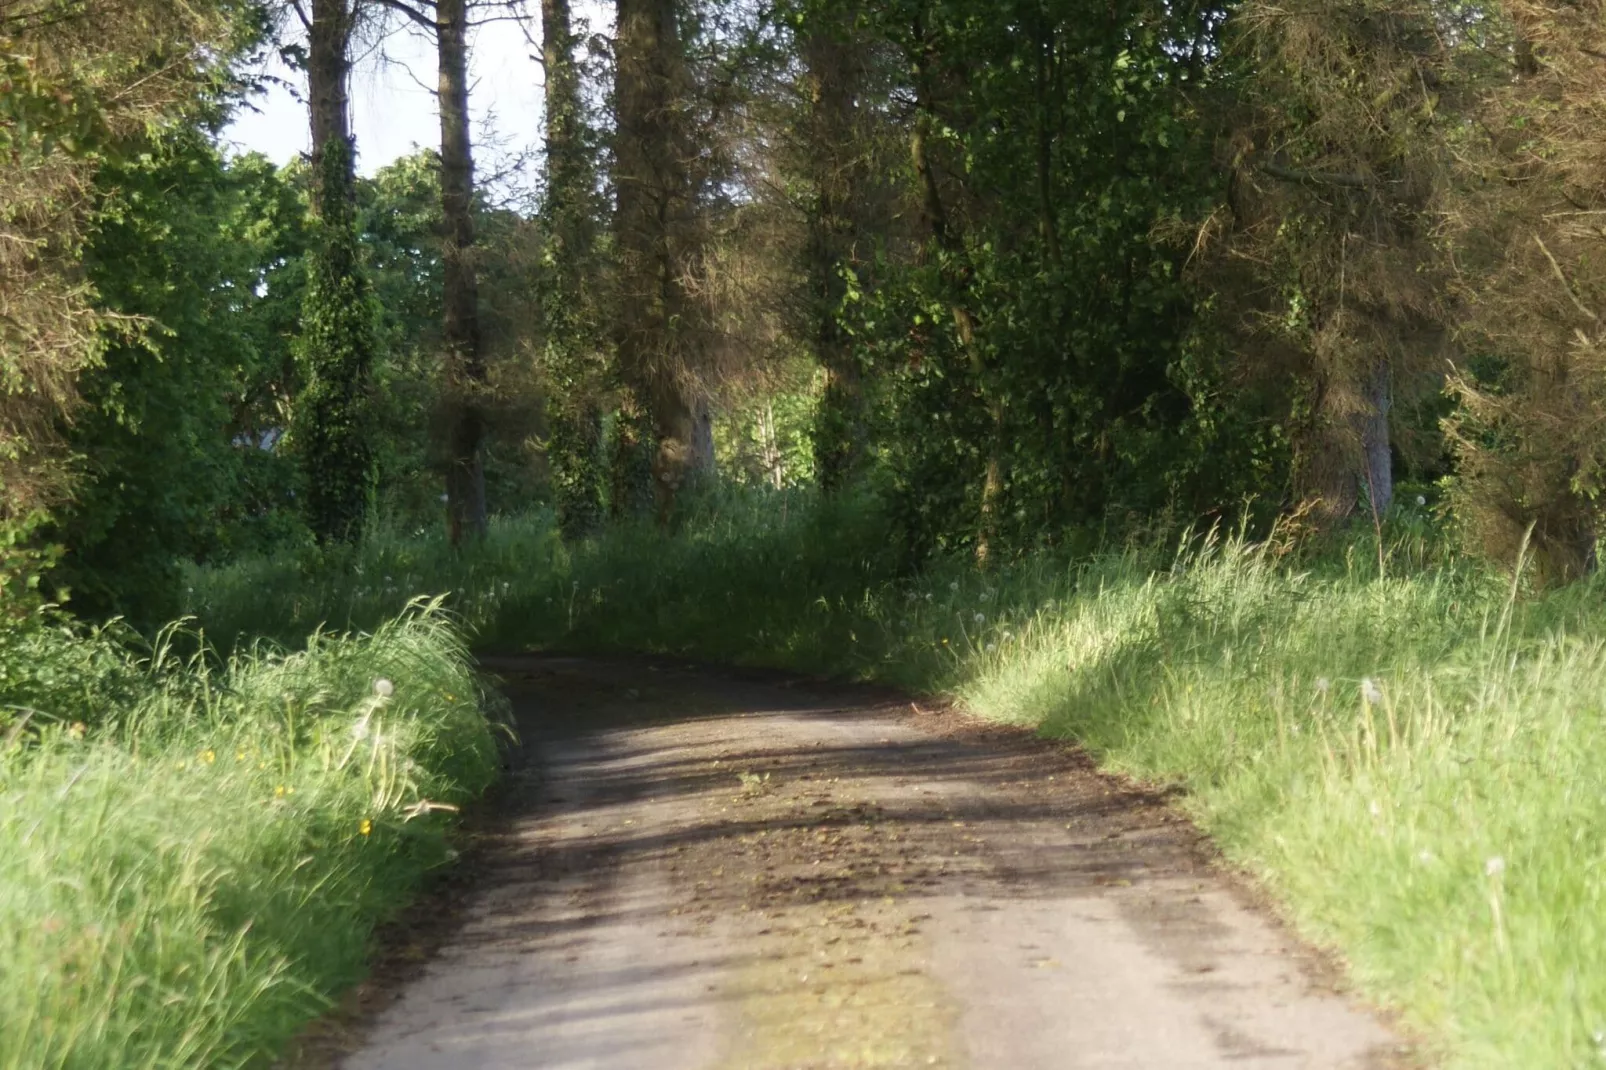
[0,603,502,1068]
[190,492,1606,1067]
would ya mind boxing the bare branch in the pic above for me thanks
[1257,159,1371,190]
[372,0,439,34]
[1533,233,1599,323]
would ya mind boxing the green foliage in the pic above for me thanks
[805,0,1242,560]
[0,603,500,1067]
[52,138,308,622]
[295,138,379,545]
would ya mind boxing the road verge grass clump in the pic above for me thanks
[0,601,501,1069]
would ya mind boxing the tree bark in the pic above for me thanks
[542,0,608,537]
[613,0,706,523]
[308,0,356,217]
[1360,359,1394,518]
[803,19,870,493]
[437,0,488,543]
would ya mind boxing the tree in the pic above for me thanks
[1442,1,1606,580]
[538,0,609,538]
[290,0,381,543]
[791,4,886,493]
[1192,0,1462,529]
[0,0,258,562]
[613,0,714,522]
[54,143,307,621]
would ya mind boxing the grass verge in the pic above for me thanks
[190,490,1606,1067]
[0,601,502,1069]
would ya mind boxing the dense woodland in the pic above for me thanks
[7,0,1606,619]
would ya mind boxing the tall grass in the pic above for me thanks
[0,603,501,1069]
[190,491,1606,1066]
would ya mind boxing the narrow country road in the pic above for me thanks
[321,656,1405,1069]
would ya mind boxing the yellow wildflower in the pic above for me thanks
[273,785,286,798]
[359,819,373,837]
[67,723,86,741]
[202,750,216,765]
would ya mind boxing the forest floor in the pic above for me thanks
[287,656,1412,1069]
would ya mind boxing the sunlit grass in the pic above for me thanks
[191,490,1606,1066]
[0,603,502,1069]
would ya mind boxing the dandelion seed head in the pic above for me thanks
[974,612,986,624]
[1360,677,1383,704]
[949,581,960,592]
[1418,850,1434,864]
[985,642,997,654]
[1485,856,1506,877]
[1315,677,1331,695]
[1416,495,1427,507]
[1369,800,1382,817]
[373,678,395,699]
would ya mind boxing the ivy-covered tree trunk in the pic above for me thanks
[541,0,607,538]
[437,0,488,543]
[298,0,377,544]
[613,0,708,523]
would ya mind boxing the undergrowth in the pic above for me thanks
[189,488,1606,1067]
[0,602,502,1069]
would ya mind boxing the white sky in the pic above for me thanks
[223,8,598,177]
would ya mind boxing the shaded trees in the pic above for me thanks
[613,0,714,521]
[538,0,609,537]
[0,0,257,551]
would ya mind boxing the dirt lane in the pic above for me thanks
[333,656,1406,1069]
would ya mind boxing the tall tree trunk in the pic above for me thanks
[613,0,706,523]
[911,42,1004,567]
[307,0,355,217]
[299,0,376,544]
[803,20,870,493]
[542,0,607,537]
[437,0,487,543]
[1361,359,1393,518]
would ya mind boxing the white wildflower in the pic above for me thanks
[373,678,395,699]
[985,643,997,654]
[1314,677,1331,696]
[1415,495,1427,507]
[1485,856,1506,878]
[974,612,986,624]
[1360,677,1384,705]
